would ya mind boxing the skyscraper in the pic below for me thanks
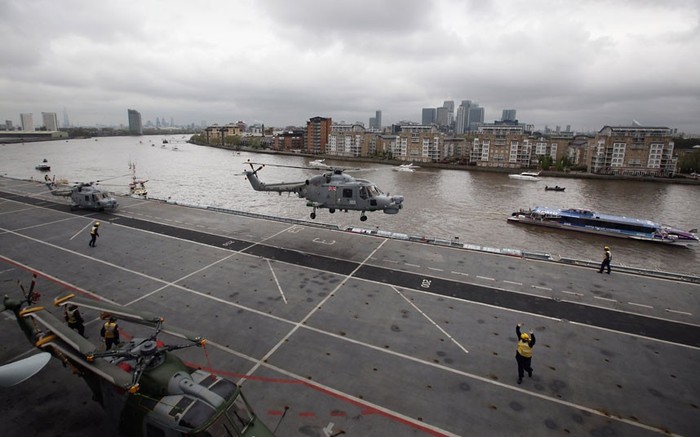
[62,107,70,128]
[42,112,59,131]
[455,100,485,133]
[369,110,382,131]
[128,109,143,135]
[421,108,436,125]
[20,113,34,131]
[501,109,517,122]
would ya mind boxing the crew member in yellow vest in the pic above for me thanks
[515,323,536,384]
[64,304,85,337]
[89,221,100,247]
[101,317,120,350]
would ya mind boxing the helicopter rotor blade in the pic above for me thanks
[0,352,51,387]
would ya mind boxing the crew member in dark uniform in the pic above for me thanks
[101,317,120,350]
[64,304,86,337]
[599,245,612,274]
[515,323,536,384]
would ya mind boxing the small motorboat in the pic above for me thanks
[545,185,565,192]
[393,163,420,172]
[35,159,50,171]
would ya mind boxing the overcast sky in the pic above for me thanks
[1,0,699,133]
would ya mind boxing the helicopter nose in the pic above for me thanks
[391,195,404,205]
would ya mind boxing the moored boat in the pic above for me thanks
[507,206,699,247]
[508,171,540,181]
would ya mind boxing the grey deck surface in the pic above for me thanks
[1,177,698,437]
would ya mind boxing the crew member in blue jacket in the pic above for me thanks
[515,323,536,384]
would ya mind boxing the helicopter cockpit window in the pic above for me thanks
[359,186,368,200]
[179,400,216,430]
[368,185,382,197]
[342,188,353,198]
[92,195,98,201]
[84,195,90,201]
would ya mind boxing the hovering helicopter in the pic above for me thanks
[1,273,275,437]
[243,161,404,221]
[45,176,119,211]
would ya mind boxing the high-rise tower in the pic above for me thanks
[128,109,143,135]
[42,112,59,131]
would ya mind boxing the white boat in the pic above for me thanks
[508,171,541,181]
[35,159,51,171]
[309,159,330,169]
[393,163,420,172]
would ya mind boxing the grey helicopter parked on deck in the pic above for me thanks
[243,161,404,221]
[45,176,119,211]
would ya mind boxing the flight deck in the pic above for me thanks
[1,176,699,436]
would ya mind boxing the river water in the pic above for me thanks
[1,136,699,275]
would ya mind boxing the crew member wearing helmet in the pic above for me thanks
[598,245,612,274]
[515,323,536,384]
[89,221,100,247]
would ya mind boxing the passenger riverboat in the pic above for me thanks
[508,207,699,247]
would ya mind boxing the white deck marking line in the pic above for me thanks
[476,275,495,281]
[267,259,287,304]
[242,239,389,383]
[531,285,551,291]
[451,271,469,276]
[503,280,522,286]
[427,266,443,272]
[628,302,653,309]
[383,259,399,264]
[593,296,618,303]
[70,220,96,241]
[0,206,38,216]
[666,309,693,316]
[404,262,420,268]
[561,290,583,296]
[391,285,469,354]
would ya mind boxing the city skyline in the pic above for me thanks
[1,1,699,134]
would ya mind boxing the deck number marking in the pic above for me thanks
[287,226,303,234]
[222,240,235,247]
[421,279,431,289]
[313,238,335,246]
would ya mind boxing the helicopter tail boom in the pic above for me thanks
[244,170,307,196]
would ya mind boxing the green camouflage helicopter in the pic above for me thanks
[1,274,275,437]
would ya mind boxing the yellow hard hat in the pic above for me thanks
[520,333,530,341]
[95,221,101,226]
[604,246,609,250]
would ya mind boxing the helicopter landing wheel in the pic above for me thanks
[310,212,316,219]
[329,208,335,214]
[360,215,368,222]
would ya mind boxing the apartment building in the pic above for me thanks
[273,130,305,151]
[306,116,332,154]
[590,126,676,176]
[327,123,366,157]
[204,123,242,145]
